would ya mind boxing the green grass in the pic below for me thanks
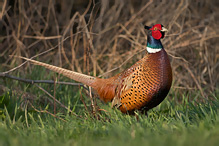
[0,67,218,146]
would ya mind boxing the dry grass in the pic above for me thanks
[0,0,218,99]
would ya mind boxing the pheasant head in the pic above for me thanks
[145,24,168,53]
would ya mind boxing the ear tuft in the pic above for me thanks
[144,25,151,30]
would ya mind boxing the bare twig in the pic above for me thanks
[98,48,146,77]
[22,35,62,40]
[0,0,7,20]
[53,76,57,114]
[34,84,82,118]
[29,102,67,122]
[0,73,85,87]
[79,86,88,111]
[184,64,206,99]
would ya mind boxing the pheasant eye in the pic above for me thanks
[154,27,157,30]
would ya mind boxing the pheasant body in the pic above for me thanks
[18,24,172,114]
[91,48,172,113]
[118,49,172,113]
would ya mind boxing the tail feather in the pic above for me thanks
[17,56,96,86]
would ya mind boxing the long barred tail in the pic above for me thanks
[17,56,96,86]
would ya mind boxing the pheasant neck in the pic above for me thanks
[146,35,163,53]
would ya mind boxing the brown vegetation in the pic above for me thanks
[0,0,218,99]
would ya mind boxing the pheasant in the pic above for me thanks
[17,24,172,114]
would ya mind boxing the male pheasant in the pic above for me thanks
[18,24,172,114]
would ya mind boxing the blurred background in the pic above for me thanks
[0,0,218,99]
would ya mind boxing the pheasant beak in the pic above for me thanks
[161,27,168,32]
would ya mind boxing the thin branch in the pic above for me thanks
[0,73,86,87]
[184,64,206,99]
[34,84,83,118]
[22,35,62,40]
[29,102,67,122]
[0,0,8,20]
[53,76,57,114]
[98,48,146,77]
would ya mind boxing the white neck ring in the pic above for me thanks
[146,47,162,53]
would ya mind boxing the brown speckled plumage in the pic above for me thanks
[91,48,172,113]
[17,24,172,114]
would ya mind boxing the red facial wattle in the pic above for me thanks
[150,24,163,40]
[151,30,162,40]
